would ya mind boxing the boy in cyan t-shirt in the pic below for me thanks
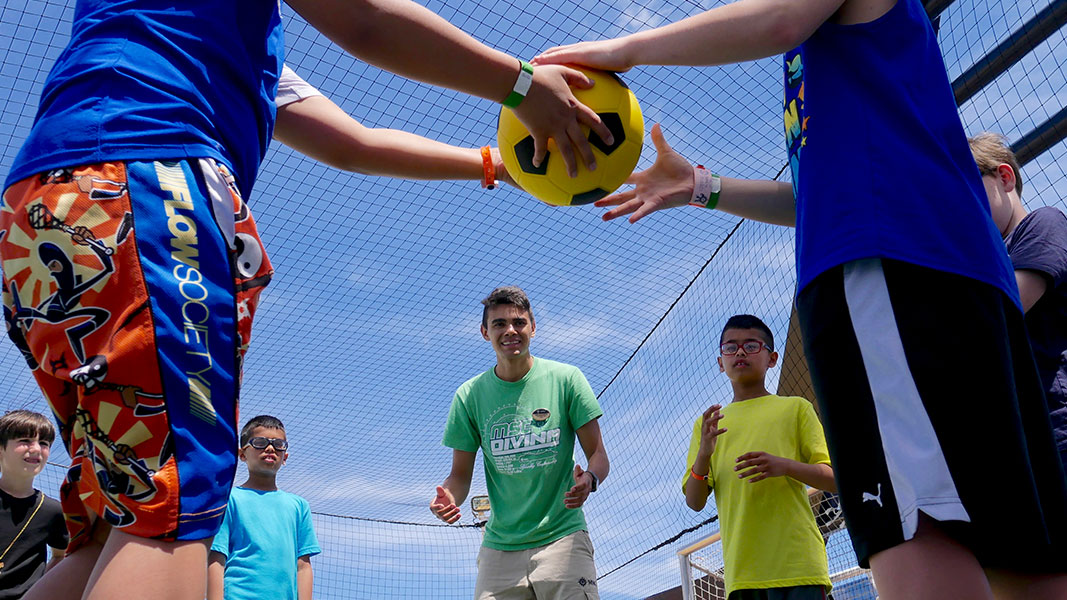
[208,416,320,600]
[683,315,835,600]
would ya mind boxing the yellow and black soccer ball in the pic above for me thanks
[497,68,643,206]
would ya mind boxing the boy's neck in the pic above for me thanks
[240,474,279,492]
[1003,194,1029,238]
[0,474,36,498]
[730,381,772,403]
[495,354,534,382]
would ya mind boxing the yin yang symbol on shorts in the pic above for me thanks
[234,233,263,278]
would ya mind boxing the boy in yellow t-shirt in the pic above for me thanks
[683,315,836,600]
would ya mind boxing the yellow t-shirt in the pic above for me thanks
[682,395,832,596]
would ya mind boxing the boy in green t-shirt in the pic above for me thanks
[430,286,610,599]
[684,315,836,600]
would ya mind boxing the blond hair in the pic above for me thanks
[968,132,1023,196]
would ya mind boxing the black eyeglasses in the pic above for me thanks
[245,437,288,451]
[720,340,772,355]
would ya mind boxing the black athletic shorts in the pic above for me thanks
[797,258,1067,570]
[727,585,827,600]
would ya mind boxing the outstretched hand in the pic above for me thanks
[734,451,789,483]
[564,465,593,509]
[513,64,614,178]
[594,124,695,223]
[430,485,461,524]
[532,38,635,73]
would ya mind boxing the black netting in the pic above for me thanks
[2,0,1065,598]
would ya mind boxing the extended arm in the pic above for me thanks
[275,94,513,183]
[596,124,795,225]
[297,556,314,600]
[286,0,526,102]
[533,0,893,71]
[207,551,226,600]
[601,0,845,67]
[430,449,477,523]
[284,0,612,173]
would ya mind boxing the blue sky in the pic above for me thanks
[2,0,1066,598]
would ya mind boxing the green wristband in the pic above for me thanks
[503,60,534,108]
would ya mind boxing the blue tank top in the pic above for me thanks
[784,0,1018,306]
[5,0,284,200]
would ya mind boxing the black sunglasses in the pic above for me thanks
[245,436,288,451]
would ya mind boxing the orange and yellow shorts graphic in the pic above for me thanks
[1,159,272,552]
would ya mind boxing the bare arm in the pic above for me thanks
[734,453,837,492]
[430,449,477,523]
[207,551,226,600]
[297,556,314,600]
[714,179,795,227]
[596,124,795,225]
[284,0,612,173]
[576,418,610,484]
[533,0,895,72]
[685,405,727,512]
[286,0,521,103]
[611,0,845,68]
[685,476,712,512]
[1016,269,1048,313]
[274,94,509,182]
[565,418,609,509]
[784,461,837,492]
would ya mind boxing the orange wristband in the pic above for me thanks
[480,146,496,190]
[690,468,708,481]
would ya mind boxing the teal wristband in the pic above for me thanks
[503,60,534,108]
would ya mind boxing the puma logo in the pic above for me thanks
[862,483,883,508]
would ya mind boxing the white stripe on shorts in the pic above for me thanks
[199,158,237,250]
[843,258,970,539]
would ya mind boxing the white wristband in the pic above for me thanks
[688,166,721,209]
[503,60,534,108]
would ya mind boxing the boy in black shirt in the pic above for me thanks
[0,410,67,599]
[970,132,1067,470]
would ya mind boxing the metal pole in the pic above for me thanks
[924,0,957,20]
[1013,105,1067,167]
[678,553,695,600]
[953,0,1067,106]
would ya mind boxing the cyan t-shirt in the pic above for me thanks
[443,357,603,550]
[210,487,321,600]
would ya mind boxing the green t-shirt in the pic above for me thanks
[443,357,603,550]
[682,395,832,596]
